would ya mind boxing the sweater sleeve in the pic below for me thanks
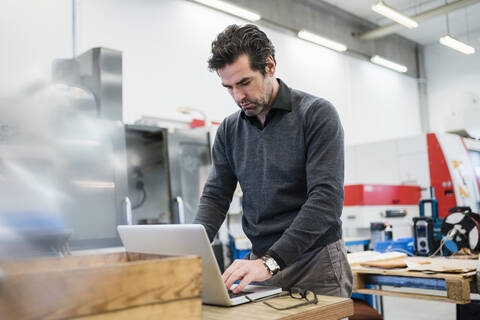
[267,99,344,267]
[193,121,238,242]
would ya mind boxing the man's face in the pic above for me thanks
[218,54,274,117]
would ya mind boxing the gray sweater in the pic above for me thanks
[194,79,344,268]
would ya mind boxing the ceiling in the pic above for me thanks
[320,0,480,46]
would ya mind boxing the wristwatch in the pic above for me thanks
[261,255,280,276]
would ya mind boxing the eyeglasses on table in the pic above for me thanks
[245,287,318,311]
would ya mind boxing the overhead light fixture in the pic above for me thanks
[370,55,407,73]
[297,30,347,52]
[371,1,418,29]
[439,35,476,55]
[73,180,115,189]
[193,0,261,21]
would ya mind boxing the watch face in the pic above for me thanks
[265,258,278,271]
[266,259,275,269]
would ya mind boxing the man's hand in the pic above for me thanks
[222,259,272,293]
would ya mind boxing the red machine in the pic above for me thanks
[342,133,480,240]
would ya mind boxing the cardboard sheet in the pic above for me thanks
[404,257,477,273]
[349,252,478,273]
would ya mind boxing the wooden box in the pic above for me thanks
[0,252,202,319]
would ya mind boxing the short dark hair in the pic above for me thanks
[208,24,276,75]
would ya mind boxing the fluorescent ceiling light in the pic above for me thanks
[370,55,407,73]
[193,0,261,21]
[297,30,347,52]
[439,35,476,55]
[73,180,115,189]
[372,1,418,29]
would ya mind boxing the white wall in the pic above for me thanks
[1,0,422,146]
[424,29,480,135]
[0,0,71,96]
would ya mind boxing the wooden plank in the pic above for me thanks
[352,272,365,291]
[352,268,474,304]
[203,294,353,320]
[348,251,407,266]
[446,279,471,304]
[0,252,128,275]
[353,288,470,304]
[352,267,476,280]
[0,253,201,320]
[78,298,202,320]
[0,252,174,275]
[125,252,172,262]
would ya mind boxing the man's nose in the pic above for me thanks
[232,87,246,103]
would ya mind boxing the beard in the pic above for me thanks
[238,85,273,117]
[239,99,268,117]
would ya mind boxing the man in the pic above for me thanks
[194,24,352,298]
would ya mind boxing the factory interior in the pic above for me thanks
[2,0,480,319]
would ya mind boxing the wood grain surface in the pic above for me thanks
[78,298,202,319]
[352,257,477,304]
[0,252,202,320]
[203,294,353,320]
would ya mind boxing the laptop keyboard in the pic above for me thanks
[228,290,254,299]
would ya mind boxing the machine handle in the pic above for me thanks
[419,198,439,219]
[381,209,407,218]
[176,196,185,224]
[448,206,472,214]
[123,196,132,225]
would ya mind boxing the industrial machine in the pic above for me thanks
[345,133,480,217]
[342,184,421,241]
[0,47,129,253]
[50,47,129,249]
[124,124,212,225]
[343,133,480,245]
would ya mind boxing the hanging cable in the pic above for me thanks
[429,237,446,257]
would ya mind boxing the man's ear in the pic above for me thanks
[265,56,276,76]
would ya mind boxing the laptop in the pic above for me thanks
[117,224,281,306]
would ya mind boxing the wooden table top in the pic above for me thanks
[202,294,353,320]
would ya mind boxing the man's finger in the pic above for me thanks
[222,259,241,282]
[233,274,254,294]
[225,268,246,290]
[221,267,232,283]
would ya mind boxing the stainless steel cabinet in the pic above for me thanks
[125,125,211,225]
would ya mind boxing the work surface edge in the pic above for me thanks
[351,266,477,280]
[352,265,477,304]
[202,294,353,320]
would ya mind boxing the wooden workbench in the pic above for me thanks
[351,257,478,304]
[202,294,353,320]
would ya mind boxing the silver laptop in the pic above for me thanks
[117,224,281,306]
